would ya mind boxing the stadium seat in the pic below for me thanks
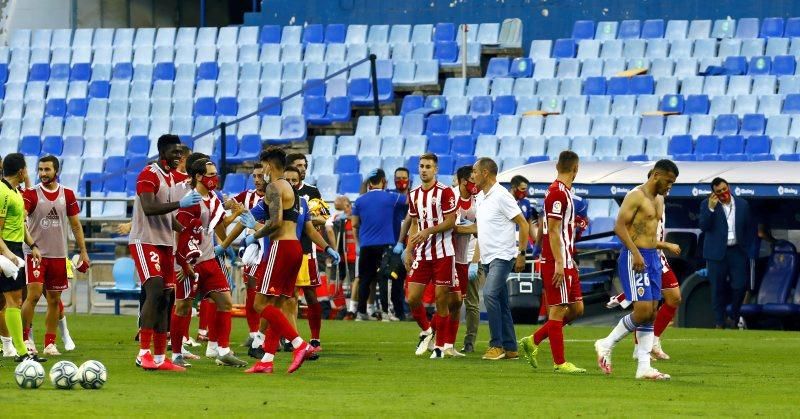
[572,20,596,40]
[748,56,771,76]
[400,95,425,115]
[739,241,798,318]
[583,77,606,95]
[451,135,475,155]
[659,94,684,113]
[719,135,745,155]
[509,58,533,78]
[740,114,766,136]
[486,57,510,79]
[642,19,665,39]
[552,38,577,58]
[782,94,800,114]
[771,137,796,157]
[426,134,451,155]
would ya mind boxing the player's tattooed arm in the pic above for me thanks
[254,183,281,239]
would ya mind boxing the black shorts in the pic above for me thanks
[0,241,26,293]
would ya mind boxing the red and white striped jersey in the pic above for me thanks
[408,181,457,260]
[176,192,226,263]
[541,180,575,269]
[657,208,671,272]
[233,189,264,210]
[453,190,477,264]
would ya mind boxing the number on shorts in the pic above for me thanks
[149,251,160,264]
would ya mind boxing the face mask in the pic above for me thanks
[514,189,527,200]
[465,181,479,195]
[395,179,409,191]
[263,173,271,184]
[716,191,731,202]
[200,175,219,191]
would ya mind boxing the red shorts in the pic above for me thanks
[449,263,469,297]
[541,261,582,306]
[25,256,69,291]
[176,259,231,300]
[423,282,435,304]
[129,243,176,288]
[662,267,679,289]
[255,240,303,298]
[407,256,455,288]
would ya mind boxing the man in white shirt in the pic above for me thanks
[472,158,529,361]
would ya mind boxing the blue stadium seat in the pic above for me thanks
[112,63,133,80]
[153,62,175,81]
[455,155,477,168]
[62,137,84,156]
[472,115,498,136]
[668,134,693,155]
[760,17,785,38]
[619,20,641,39]
[782,94,800,114]
[469,96,493,116]
[740,114,765,136]
[756,242,800,318]
[401,114,426,135]
[684,94,710,114]
[720,135,745,155]
[641,19,665,39]
[406,155,421,174]
[41,136,63,155]
[772,55,796,76]
[127,136,149,156]
[230,135,260,164]
[486,57,510,79]
[437,155,455,175]
[659,94,684,113]
[509,58,533,78]
[724,56,747,75]
[46,99,67,117]
[50,64,70,81]
[338,173,363,194]
[348,78,394,105]
[216,97,238,117]
[325,24,346,44]
[493,96,516,115]
[607,77,630,95]
[639,116,664,135]
[745,135,771,158]
[336,155,360,174]
[451,135,475,155]
[425,114,450,135]
[303,24,324,44]
[572,20,596,40]
[303,96,328,124]
[258,97,282,116]
[197,62,219,80]
[427,134,451,154]
[279,115,307,143]
[552,38,577,58]
[630,75,655,94]
[194,97,216,116]
[260,25,281,44]
[70,63,91,81]
[735,17,759,39]
[222,173,246,195]
[449,115,473,136]
[424,95,447,112]
[105,156,126,176]
[212,135,239,162]
[400,95,425,115]
[583,77,607,95]
[434,23,456,42]
[79,173,104,194]
[29,63,50,81]
[748,56,771,76]
[324,96,351,124]
[88,81,110,99]
[19,136,41,155]
[434,41,459,63]
[786,18,800,38]
[713,114,739,136]
[695,135,720,156]
[779,154,800,161]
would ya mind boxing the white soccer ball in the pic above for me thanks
[15,359,45,389]
[49,360,80,389]
[78,360,107,389]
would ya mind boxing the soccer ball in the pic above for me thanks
[78,360,107,389]
[15,360,45,389]
[50,360,80,389]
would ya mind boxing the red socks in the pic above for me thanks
[170,313,191,354]
[199,299,215,331]
[216,311,232,348]
[260,306,299,342]
[434,314,448,347]
[262,328,280,354]
[245,288,259,333]
[547,320,565,365]
[533,321,550,346]
[140,328,153,351]
[153,332,168,356]
[411,305,430,331]
[654,303,678,337]
[307,302,322,340]
[448,313,460,345]
[44,333,56,347]
[23,328,30,341]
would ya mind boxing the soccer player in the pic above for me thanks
[519,151,586,374]
[21,155,89,356]
[594,159,679,380]
[286,153,322,203]
[245,148,318,374]
[172,157,248,368]
[446,165,479,357]
[130,135,201,371]
[229,166,266,347]
[0,153,44,362]
[404,153,458,359]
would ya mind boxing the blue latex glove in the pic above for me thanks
[238,210,257,229]
[531,244,542,258]
[468,263,479,281]
[225,246,236,261]
[179,190,202,208]
[214,245,225,258]
[393,242,405,255]
[245,234,256,247]
[325,246,341,265]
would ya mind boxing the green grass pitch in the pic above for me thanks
[2,315,798,417]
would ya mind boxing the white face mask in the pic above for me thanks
[263,173,271,184]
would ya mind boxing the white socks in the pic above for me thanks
[291,337,304,349]
[348,300,358,313]
[218,347,231,356]
[606,314,638,346]
[261,352,275,363]
[636,327,655,372]
[138,348,150,357]
[154,354,165,364]
[251,332,265,349]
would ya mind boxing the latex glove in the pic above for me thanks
[225,246,237,261]
[393,242,405,255]
[214,245,225,258]
[531,244,542,258]
[468,263,479,281]
[325,246,341,265]
[237,210,257,229]
[179,190,202,208]
[245,234,256,247]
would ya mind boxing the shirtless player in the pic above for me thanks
[594,159,679,380]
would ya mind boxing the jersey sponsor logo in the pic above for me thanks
[40,207,62,229]
[552,201,562,213]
